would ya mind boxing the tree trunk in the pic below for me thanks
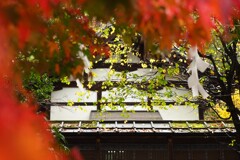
[225,95,240,156]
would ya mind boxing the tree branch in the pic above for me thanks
[202,53,227,97]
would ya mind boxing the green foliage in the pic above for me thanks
[81,121,97,128]
[229,139,236,147]
[81,23,196,113]
[202,21,240,121]
[61,76,70,85]
[171,122,188,128]
[67,100,74,106]
[23,71,58,102]
[52,126,70,152]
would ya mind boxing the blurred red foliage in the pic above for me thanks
[0,0,239,160]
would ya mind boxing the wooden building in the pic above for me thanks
[51,120,238,160]
[49,40,238,159]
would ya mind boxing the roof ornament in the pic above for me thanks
[78,44,91,74]
[187,46,209,98]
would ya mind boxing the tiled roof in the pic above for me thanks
[51,120,236,134]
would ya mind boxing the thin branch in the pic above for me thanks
[218,35,231,57]
[213,42,231,67]
[202,53,227,97]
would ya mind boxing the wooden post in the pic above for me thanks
[147,96,153,110]
[96,137,101,160]
[168,137,173,160]
[97,90,102,111]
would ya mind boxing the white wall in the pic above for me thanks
[50,87,199,121]
[50,57,197,121]
[51,88,97,103]
[155,106,199,120]
[50,106,96,120]
[50,104,199,120]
